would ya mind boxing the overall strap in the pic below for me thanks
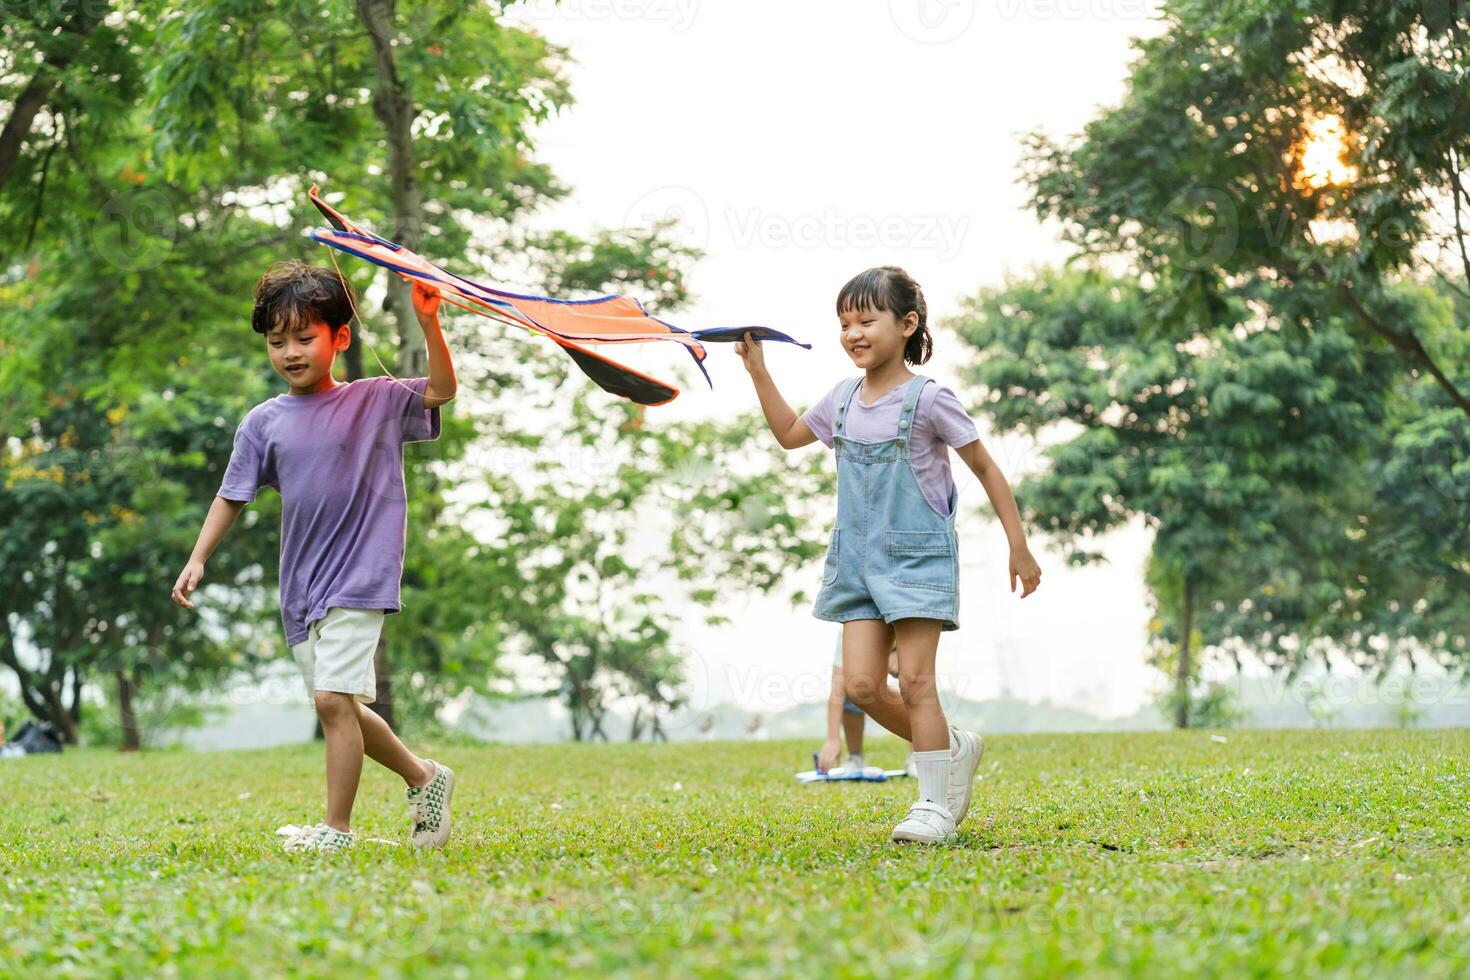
[833,377,863,439]
[897,375,930,446]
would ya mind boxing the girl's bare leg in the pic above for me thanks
[842,620,913,741]
[892,618,948,753]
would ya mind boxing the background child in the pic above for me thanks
[171,261,459,853]
[738,266,1041,844]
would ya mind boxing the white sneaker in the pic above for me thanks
[407,761,455,849]
[282,823,354,853]
[947,728,984,828]
[891,800,956,844]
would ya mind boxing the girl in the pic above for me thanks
[737,266,1041,844]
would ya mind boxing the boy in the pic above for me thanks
[171,260,457,853]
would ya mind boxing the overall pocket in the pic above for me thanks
[886,530,955,593]
[821,528,840,585]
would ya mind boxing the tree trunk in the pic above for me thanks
[40,665,79,745]
[369,630,396,730]
[356,0,426,377]
[68,667,82,726]
[335,264,396,733]
[0,0,103,192]
[357,0,430,728]
[116,670,140,752]
[0,615,80,743]
[0,614,50,720]
[1174,574,1196,729]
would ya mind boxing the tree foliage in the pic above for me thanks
[1,0,828,743]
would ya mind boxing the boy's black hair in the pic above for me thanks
[251,260,355,335]
[835,266,932,365]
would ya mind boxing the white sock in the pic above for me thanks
[912,749,950,808]
[847,753,865,771]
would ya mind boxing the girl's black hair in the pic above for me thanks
[251,260,355,335]
[835,266,932,365]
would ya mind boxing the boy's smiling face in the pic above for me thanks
[266,317,350,395]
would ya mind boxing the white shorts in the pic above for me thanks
[289,607,385,704]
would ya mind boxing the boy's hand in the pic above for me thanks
[817,737,842,773]
[171,560,205,609]
[411,281,442,323]
[1009,545,1042,598]
[734,331,767,376]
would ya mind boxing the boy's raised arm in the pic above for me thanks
[411,282,457,409]
[171,496,247,608]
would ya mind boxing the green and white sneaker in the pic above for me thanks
[282,823,354,853]
[407,761,455,849]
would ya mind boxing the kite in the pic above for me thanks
[307,185,810,405]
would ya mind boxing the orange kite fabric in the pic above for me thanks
[307,186,809,405]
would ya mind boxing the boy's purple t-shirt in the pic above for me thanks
[802,377,979,517]
[218,376,441,645]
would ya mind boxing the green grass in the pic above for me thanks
[3,729,1470,978]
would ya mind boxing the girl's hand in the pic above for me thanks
[1010,545,1042,598]
[171,560,205,609]
[734,331,767,376]
[411,281,442,323]
[817,737,842,773]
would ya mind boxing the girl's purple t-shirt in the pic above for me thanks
[802,376,979,517]
[218,376,441,645]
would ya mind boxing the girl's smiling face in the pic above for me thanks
[838,304,917,370]
[266,318,349,394]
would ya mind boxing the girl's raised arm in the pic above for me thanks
[735,332,817,450]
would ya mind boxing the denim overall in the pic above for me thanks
[814,375,960,631]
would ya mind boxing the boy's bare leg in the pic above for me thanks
[355,702,434,788]
[315,692,364,832]
[842,620,913,741]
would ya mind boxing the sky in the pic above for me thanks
[485,0,1174,718]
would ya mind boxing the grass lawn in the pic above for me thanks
[3,729,1470,977]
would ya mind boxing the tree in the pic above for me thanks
[1020,0,1470,416]
[0,0,111,194]
[438,368,833,741]
[2,0,838,745]
[949,265,1411,725]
